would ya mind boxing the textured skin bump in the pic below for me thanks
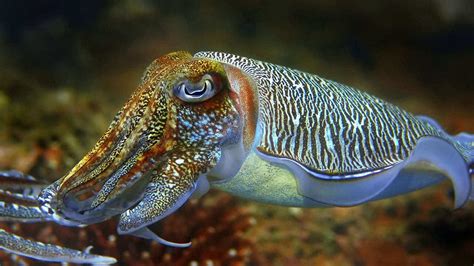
[195,52,449,177]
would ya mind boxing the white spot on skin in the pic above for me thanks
[189,261,198,266]
[391,136,399,148]
[324,126,335,150]
[167,183,177,189]
[351,119,364,132]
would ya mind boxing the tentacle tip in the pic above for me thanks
[119,226,192,249]
[453,190,470,209]
[79,245,117,264]
[163,240,192,248]
[83,245,93,254]
[90,256,117,265]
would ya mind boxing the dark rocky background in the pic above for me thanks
[0,1,473,265]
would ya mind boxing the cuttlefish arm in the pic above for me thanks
[0,230,116,264]
[0,171,116,264]
[0,189,46,222]
[0,170,47,222]
[0,170,45,197]
[118,146,220,247]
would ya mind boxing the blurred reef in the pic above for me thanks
[0,1,473,265]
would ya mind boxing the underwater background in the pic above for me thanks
[0,1,473,265]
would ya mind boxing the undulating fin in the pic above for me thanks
[0,229,116,264]
[416,116,474,201]
[417,116,474,165]
[402,136,471,208]
[452,132,473,201]
[453,132,474,174]
[471,177,474,201]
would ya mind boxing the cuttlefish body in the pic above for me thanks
[33,51,473,250]
[1,51,473,263]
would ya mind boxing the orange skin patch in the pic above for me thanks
[224,64,258,150]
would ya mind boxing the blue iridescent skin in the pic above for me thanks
[0,51,472,264]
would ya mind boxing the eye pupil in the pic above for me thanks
[174,75,218,103]
[184,83,207,96]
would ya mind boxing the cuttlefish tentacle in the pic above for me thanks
[0,230,116,264]
[0,171,116,264]
[0,171,48,222]
[0,189,46,222]
[118,146,220,247]
[0,170,45,197]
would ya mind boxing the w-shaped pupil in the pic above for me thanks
[185,84,206,96]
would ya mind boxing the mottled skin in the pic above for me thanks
[41,51,241,234]
[0,51,472,264]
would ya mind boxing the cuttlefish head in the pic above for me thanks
[38,51,258,225]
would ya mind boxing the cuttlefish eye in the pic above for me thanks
[173,74,219,102]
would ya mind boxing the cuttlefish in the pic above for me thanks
[0,51,472,263]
